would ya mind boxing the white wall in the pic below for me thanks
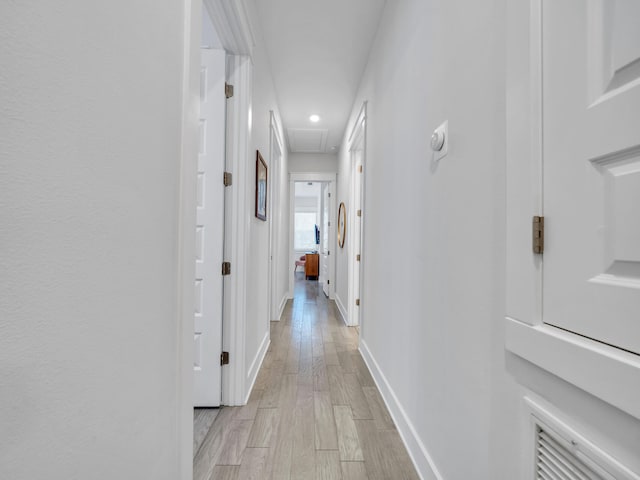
[289,152,338,173]
[0,2,193,479]
[244,0,288,393]
[337,0,521,478]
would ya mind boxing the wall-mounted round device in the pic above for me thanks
[430,131,445,151]
[430,120,449,160]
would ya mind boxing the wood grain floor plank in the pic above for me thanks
[194,408,219,457]
[247,408,280,448]
[323,341,340,366]
[340,461,369,480]
[193,407,235,480]
[313,355,329,392]
[314,390,338,450]
[327,365,350,405]
[208,465,240,480]
[278,373,298,408]
[362,386,395,430]
[290,416,316,479]
[344,373,372,420]
[236,447,269,480]
[333,405,363,461]
[215,419,253,466]
[265,402,295,480]
[260,365,285,408]
[351,353,376,387]
[315,450,342,480]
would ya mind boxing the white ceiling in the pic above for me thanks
[254,0,387,153]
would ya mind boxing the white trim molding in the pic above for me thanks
[507,318,640,420]
[178,0,202,476]
[222,53,252,406]
[203,0,255,56]
[359,340,443,480]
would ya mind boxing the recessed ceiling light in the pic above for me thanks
[309,114,320,123]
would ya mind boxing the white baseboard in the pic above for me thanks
[245,332,270,403]
[359,340,443,480]
[334,293,348,326]
[276,294,288,321]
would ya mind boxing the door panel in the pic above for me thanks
[321,183,330,297]
[543,0,640,354]
[194,48,226,406]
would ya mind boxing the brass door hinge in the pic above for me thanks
[532,216,544,254]
[356,254,361,261]
[225,83,234,99]
[357,209,362,217]
[222,262,231,275]
[358,165,363,173]
[220,351,229,365]
[223,172,232,186]
[355,299,360,306]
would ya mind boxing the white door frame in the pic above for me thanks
[179,0,254,473]
[347,102,367,328]
[289,173,337,299]
[177,2,201,477]
[268,111,285,320]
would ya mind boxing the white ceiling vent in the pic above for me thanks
[287,128,328,153]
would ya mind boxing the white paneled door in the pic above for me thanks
[543,0,640,354]
[194,48,226,406]
[321,183,330,297]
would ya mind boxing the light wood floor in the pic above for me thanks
[194,274,419,480]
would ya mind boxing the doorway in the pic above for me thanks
[289,173,336,299]
[347,103,366,328]
[193,10,226,409]
[268,112,286,321]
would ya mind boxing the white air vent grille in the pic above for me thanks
[535,426,603,480]
[287,128,328,153]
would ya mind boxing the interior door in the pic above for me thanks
[194,48,226,406]
[542,0,640,355]
[351,150,363,326]
[320,183,330,297]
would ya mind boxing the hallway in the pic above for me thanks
[194,275,419,479]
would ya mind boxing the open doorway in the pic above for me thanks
[289,173,336,299]
[193,5,226,456]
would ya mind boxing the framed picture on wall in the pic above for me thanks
[338,202,346,248]
[255,150,267,221]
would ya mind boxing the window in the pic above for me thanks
[294,212,317,251]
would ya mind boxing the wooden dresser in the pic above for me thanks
[304,253,319,280]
